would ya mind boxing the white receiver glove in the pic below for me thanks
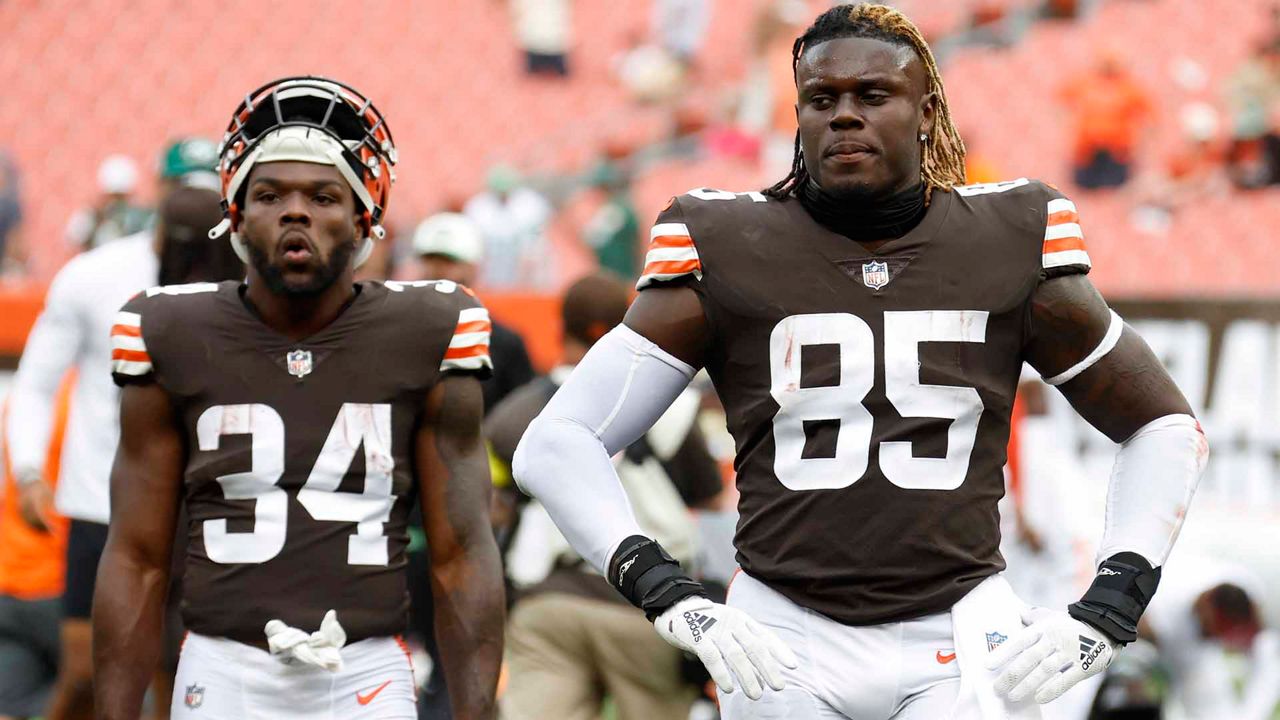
[986,606,1116,704]
[654,597,799,701]
[264,609,348,672]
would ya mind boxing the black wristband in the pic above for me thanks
[1068,551,1161,644]
[608,535,706,620]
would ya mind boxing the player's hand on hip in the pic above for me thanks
[654,597,799,700]
[986,606,1116,704]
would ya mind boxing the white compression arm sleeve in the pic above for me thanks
[1096,414,1209,566]
[513,324,697,573]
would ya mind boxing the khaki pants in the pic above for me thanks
[502,593,697,720]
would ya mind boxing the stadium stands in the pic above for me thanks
[0,0,1276,293]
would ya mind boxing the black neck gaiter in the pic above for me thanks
[798,178,927,242]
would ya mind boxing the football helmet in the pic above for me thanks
[207,76,397,268]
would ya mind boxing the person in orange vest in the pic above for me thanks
[0,374,73,720]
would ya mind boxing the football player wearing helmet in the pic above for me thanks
[514,5,1207,719]
[92,77,504,720]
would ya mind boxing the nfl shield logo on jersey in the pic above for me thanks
[184,683,204,709]
[861,261,890,290]
[286,349,313,378]
[986,631,1008,652]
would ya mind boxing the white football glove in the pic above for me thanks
[986,606,1116,704]
[264,609,347,672]
[654,597,798,700]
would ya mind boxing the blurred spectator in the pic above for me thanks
[0,379,72,720]
[1224,40,1280,188]
[1131,103,1230,234]
[652,0,711,67]
[1059,53,1153,189]
[408,212,535,412]
[157,137,221,194]
[578,160,641,279]
[615,37,688,104]
[488,273,721,720]
[0,151,24,277]
[511,0,571,77]
[1144,558,1280,719]
[62,155,151,250]
[463,166,554,289]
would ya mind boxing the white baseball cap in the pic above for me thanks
[98,155,138,194]
[412,213,484,264]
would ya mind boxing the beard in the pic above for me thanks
[246,232,357,297]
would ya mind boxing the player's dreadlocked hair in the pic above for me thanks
[763,3,967,199]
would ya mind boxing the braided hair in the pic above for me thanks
[763,3,967,199]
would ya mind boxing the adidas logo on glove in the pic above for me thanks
[684,611,717,643]
[1078,635,1106,670]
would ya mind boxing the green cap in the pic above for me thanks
[160,138,220,188]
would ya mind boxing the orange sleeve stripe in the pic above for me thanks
[455,320,491,335]
[642,258,701,276]
[1043,237,1087,254]
[111,349,151,363]
[648,234,696,251]
[1047,210,1079,226]
[110,324,142,338]
[1043,236,1087,254]
[444,344,490,360]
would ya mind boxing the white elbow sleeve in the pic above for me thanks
[512,324,696,571]
[1098,414,1209,566]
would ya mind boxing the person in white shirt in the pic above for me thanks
[463,166,553,289]
[1143,557,1279,720]
[7,185,234,720]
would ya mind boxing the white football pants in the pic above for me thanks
[720,571,1042,720]
[170,632,416,720]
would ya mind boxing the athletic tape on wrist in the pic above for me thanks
[1068,551,1161,644]
[608,535,705,620]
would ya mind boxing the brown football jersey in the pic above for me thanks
[111,279,492,643]
[635,180,1090,625]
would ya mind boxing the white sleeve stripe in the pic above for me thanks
[448,331,490,348]
[650,222,690,239]
[114,311,141,327]
[636,269,703,290]
[440,355,493,371]
[643,246,700,263]
[457,307,489,324]
[1045,223,1084,241]
[1043,249,1092,269]
[112,359,153,375]
[1043,309,1123,386]
[111,335,147,352]
[1047,198,1078,215]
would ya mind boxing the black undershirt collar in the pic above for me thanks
[798,178,928,243]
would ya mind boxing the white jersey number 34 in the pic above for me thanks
[195,403,395,566]
[769,311,989,492]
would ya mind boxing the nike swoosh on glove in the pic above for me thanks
[986,606,1116,704]
[654,597,799,700]
[264,609,348,672]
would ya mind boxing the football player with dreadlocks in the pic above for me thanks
[515,4,1208,718]
[92,77,504,719]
